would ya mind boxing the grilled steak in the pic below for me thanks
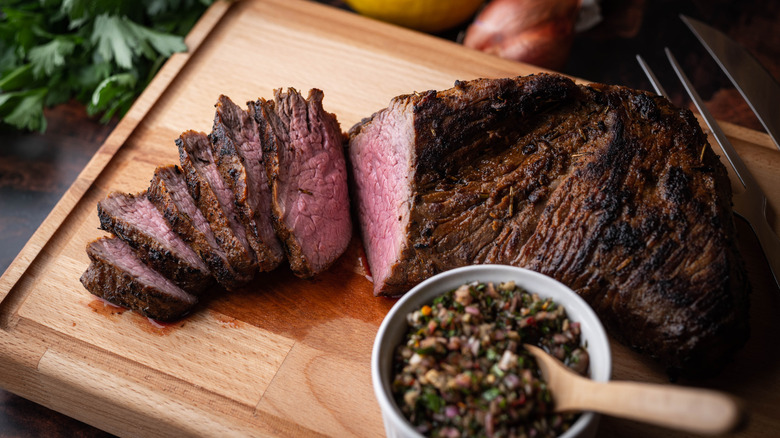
[254,88,352,278]
[97,191,212,295]
[81,237,198,321]
[347,73,749,375]
[211,95,285,271]
[147,165,252,291]
[177,130,257,280]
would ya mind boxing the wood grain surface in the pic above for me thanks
[1,0,778,437]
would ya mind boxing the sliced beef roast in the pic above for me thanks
[211,95,284,271]
[347,73,749,376]
[177,130,257,280]
[81,237,198,321]
[97,191,212,295]
[254,88,352,278]
[147,165,251,291]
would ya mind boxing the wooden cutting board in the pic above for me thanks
[1,0,778,436]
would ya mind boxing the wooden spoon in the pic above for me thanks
[524,344,745,435]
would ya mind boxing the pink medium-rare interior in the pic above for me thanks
[216,98,254,215]
[234,108,280,252]
[279,93,351,272]
[349,100,415,294]
[96,237,196,304]
[163,169,224,254]
[114,195,208,272]
[190,140,254,258]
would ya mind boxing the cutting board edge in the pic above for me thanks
[0,1,776,437]
[0,1,234,308]
[0,316,319,438]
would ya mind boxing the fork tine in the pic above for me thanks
[660,48,780,290]
[635,55,669,98]
[663,48,757,191]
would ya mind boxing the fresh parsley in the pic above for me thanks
[0,0,213,133]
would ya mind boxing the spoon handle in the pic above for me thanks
[561,378,744,435]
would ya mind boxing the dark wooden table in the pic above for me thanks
[1,0,777,436]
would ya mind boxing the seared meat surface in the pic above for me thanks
[97,191,212,295]
[82,90,352,318]
[147,165,251,291]
[347,73,749,375]
[211,95,285,271]
[254,88,352,278]
[177,130,258,280]
[81,237,198,321]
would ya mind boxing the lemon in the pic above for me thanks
[345,0,485,33]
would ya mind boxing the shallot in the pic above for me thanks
[463,0,581,70]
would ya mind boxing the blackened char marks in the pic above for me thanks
[80,237,198,322]
[525,116,640,281]
[81,87,352,319]
[97,191,212,295]
[147,165,251,291]
[662,166,693,205]
[348,73,582,297]
[211,95,285,271]
[347,73,748,377]
[413,75,578,176]
[177,130,257,280]
[516,82,748,377]
[254,88,352,278]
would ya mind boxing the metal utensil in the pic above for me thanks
[682,14,780,150]
[637,51,780,290]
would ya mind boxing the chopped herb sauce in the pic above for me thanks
[391,281,590,437]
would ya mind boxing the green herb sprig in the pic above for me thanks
[0,0,213,133]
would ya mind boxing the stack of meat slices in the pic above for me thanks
[81,88,352,322]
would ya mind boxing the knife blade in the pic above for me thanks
[682,14,780,150]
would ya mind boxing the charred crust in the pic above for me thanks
[81,239,198,321]
[370,74,748,377]
[98,194,213,294]
[662,166,693,205]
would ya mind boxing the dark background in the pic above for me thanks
[1,0,778,436]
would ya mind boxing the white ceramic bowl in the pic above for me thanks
[371,265,612,438]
